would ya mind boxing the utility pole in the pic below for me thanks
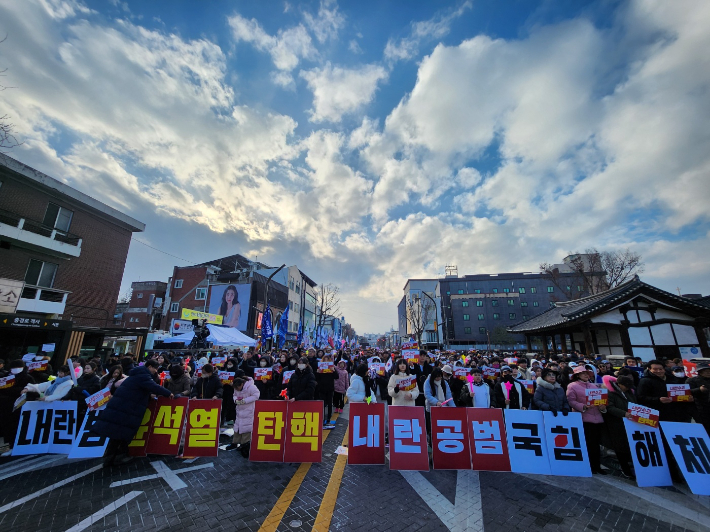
[264,264,286,350]
[421,291,439,350]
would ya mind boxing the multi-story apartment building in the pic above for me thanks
[114,281,167,329]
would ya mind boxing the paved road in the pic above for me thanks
[1,405,709,532]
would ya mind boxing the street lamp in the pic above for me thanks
[421,291,440,349]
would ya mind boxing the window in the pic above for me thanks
[491,300,498,306]
[175,280,183,289]
[530,287,537,294]
[522,315,529,320]
[509,313,516,319]
[463,314,470,321]
[25,259,58,288]
[492,288,498,293]
[503,288,510,293]
[507,299,514,306]
[547,286,554,293]
[493,313,500,320]
[458,289,464,295]
[137,293,143,299]
[577,285,583,292]
[464,327,472,334]
[533,301,539,307]
[462,301,469,307]
[566,286,571,292]
[170,303,179,313]
[43,203,73,232]
[474,289,481,294]
[520,301,528,307]
[296,282,301,294]
[446,291,450,295]
[478,314,485,320]
[518,287,526,294]
[476,300,483,307]
[195,288,207,300]
[479,327,486,334]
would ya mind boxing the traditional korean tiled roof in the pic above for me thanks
[507,277,710,333]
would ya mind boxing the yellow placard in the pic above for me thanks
[181,308,223,325]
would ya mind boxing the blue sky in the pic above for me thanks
[1,0,709,334]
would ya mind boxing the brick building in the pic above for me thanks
[114,281,167,329]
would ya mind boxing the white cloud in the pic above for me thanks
[348,39,363,54]
[384,1,472,63]
[303,0,344,44]
[300,62,388,122]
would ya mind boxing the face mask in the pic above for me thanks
[298,364,306,370]
[11,367,23,375]
[260,361,267,367]
[289,359,296,366]
[673,372,685,378]
[435,378,442,384]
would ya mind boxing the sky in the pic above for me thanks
[1,0,709,335]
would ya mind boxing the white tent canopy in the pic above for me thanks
[161,324,257,347]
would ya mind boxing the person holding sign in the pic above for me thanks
[190,364,224,400]
[687,361,710,434]
[459,368,491,408]
[533,368,570,416]
[287,357,317,402]
[566,365,607,475]
[23,365,74,402]
[333,360,350,414]
[316,354,339,429]
[638,360,694,422]
[601,375,637,479]
[388,358,419,407]
[226,374,260,456]
[492,365,530,410]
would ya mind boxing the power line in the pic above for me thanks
[131,237,192,263]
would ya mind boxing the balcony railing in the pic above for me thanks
[0,208,82,246]
[16,285,70,314]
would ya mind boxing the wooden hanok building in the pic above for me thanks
[507,276,710,361]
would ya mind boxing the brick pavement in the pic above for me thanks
[1,405,708,532]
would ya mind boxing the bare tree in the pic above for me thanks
[1,35,21,152]
[118,287,133,304]
[315,283,341,330]
[490,326,516,347]
[404,293,434,347]
[541,247,644,299]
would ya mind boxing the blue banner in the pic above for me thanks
[276,306,289,349]
[261,304,273,346]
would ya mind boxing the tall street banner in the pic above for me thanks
[660,421,710,495]
[348,402,385,465]
[467,408,511,472]
[250,400,288,462]
[431,406,471,470]
[145,397,189,455]
[68,408,109,459]
[623,417,672,487]
[388,405,429,471]
[128,401,158,457]
[504,410,552,475]
[284,401,323,463]
[183,399,222,458]
[542,412,591,477]
[12,401,78,456]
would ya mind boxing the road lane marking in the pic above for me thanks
[0,464,102,514]
[108,462,214,488]
[63,491,143,532]
[0,454,67,482]
[312,429,349,532]
[258,412,339,532]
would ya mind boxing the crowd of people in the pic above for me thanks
[1,347,708,481]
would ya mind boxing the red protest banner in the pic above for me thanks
[284,400,323,463]
[467,408,511,471]
[128,401,158,457]
[682,360,698,379]
[317,361,334,373]
[348,402,385,465]
[403,350,419,365]
[0,375,16,390]
[627,402,660,429]
[388,405,428,471]
[368,363,385,377]
[250,400,288,462]
[431,407,471,470]
[585,388,608,407]
[146,397,189,455]
[398,375,417,392]
[254,368,273,382]
[219,371,235,385]
[85,388,111,411]
[666,384,691,402]
[453,368,469,381]
[27,361,49,372]
[183,398,222,457]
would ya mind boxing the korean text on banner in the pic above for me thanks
[85,388,112,411]
[0,374,15,389]
[368,363,385,377]
[520,380,535,396]
[284,401,323,463]
[68,408,109,459]
[585,387,608,407]
[431,407,471,470]
[627,402,659,429]
[254,368,273,382]
[180,308,223,325]
[211,357,227,368]
[219,371,235,385]
[317,361,334,373]
[623,417,672,487]
[145,397,189,455]
[453,368,469,382]
[660,421,710,495]
[250,400,288,462]
[467,408,511,472]
[666,384,692,402]
[398,375,417,392]
[12,401,78,456]
[348,402,385,465]
[402,350,419,365]
[183,398,222,457]
[128,401,158,457]
[281,370,295,385]
[388,405,429,471]
[542,411,591,477]
[504,409,552,475]
[27,360,49,372]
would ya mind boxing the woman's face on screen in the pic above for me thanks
[225,289,235,304]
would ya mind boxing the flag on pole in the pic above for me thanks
[297,321,303,346]
[277,306,289,349]
[260,304,273,351]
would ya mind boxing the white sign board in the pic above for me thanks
[0,278,24,313]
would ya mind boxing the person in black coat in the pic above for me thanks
[287,357,317,401]
[637,361,694,422]
[92,359,172,466]
[190,364,224,399]
[74,362,102,397]
[0,360,36,449]
[315,354,339,427]
[688,361,710,435]
[533,369,570,415]
[493,365,531,409]
[415,351,432,407]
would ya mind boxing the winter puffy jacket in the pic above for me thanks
[347,374,373,403]
[27,377,73,402]
[164,374,192,396]
[533,377,570,413]
[190,374,224,399]
[233,378,260,435]
[566,380,605,424]
[287,367,317,401]
[387,373,420,407]
[334,365,350,394]
[423,375,454,410]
